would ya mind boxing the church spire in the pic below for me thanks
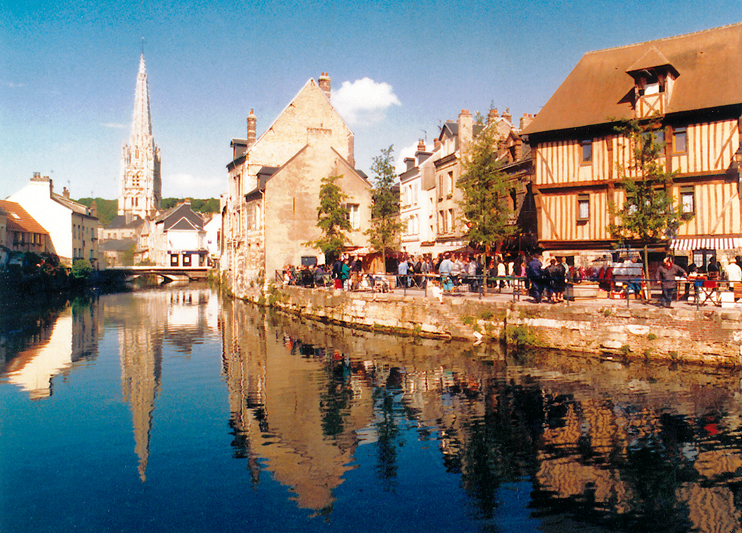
[119,53,161,220]
[131,54,153,143]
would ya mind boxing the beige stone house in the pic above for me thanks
[221,73,373,295]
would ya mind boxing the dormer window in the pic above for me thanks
[626,46,679,118]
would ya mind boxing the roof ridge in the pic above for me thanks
[585,21,742,55]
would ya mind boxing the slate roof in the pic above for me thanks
[155,202,204,231]
[0,200,49,236]
[106,215,144,230]
[523,23,742,136]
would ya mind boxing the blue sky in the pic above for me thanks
[1,0,741,201]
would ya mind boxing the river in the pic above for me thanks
[1,284,742,532]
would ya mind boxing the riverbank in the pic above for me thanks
[231,282,742,367]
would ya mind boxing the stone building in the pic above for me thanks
[221,73,373,296]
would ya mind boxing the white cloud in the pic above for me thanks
[101,123,127,129]
[163,173,225,199]
[331,78,401,126]
[3,82,24,88]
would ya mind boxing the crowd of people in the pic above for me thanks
[279,251,742,307]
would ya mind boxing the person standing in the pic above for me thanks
[438,252,454,292]
[526,254,545,303]
[657,255,687,308]
[725,256,742,300]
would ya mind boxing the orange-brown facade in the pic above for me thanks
[524,23,742,259]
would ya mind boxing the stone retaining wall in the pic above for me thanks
[235,284,742,367]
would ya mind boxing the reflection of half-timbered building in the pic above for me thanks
[523,23,742,266]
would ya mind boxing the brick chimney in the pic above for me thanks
[417,139,426,152]
[488,108,499,125]
[434,138,442,151]
[502,108,512,124]
[62,187,70,199]
[247,109,256,149]
[520,113,534,131]
[318,72,331,100]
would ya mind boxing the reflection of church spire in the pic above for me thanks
[120,327,162,482]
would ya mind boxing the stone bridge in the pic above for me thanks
[107,266,210,284]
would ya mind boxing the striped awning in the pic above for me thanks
[671,237,742,250]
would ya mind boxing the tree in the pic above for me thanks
[306,174,352,264]
[366,146,403,271]
[458,125,517,265]
[608,118,693,277]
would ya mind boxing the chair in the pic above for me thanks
[700,279,720,306]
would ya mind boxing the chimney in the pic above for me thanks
[90,200,98,218]
[488,108,499,125]
[514,138,522,161]
[520,113,534,131]
[62,187,70,199]
[247,109,257,149]
[458,109,473,149]
[404,157,415,172]
[415,139,432,165]
[318,72,331,100]
[434,138,442,151]
[502,108,512,124]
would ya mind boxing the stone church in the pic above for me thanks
[120,55,162,222]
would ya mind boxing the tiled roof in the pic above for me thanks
[0,200,49,235]
[524,23,742,136]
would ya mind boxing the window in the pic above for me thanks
[170,254,179,266]
[448,208,455,232]
[448,171,454,195]
[577,194,590,221]
[581,139,592,164]
[680,186,695,214]
[183,254,192,267]
[674,127,687,153]
[345,204,360,230]
[439,210,446,233]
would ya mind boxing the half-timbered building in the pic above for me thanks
[523,23,742,268]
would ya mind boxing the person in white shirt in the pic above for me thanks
[725,256,742,300]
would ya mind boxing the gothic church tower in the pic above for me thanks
[120,54,161,220]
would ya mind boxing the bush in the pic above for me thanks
[71,259,93,281]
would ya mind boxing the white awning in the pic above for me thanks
[672,237,742,250]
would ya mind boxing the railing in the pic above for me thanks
[274,270,739,309]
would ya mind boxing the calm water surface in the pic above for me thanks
[2,285,742,532]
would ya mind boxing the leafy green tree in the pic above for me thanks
[70,259,92,282]
[458,125,517,263]
[306,174,352,264]
[608,118,693,276]
[365,146,403,271]
[76,198,117,227]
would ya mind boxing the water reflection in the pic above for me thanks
[104,287,219,481]
[2,287,742,532]
[1,298,102,399]
[221,297,742,531]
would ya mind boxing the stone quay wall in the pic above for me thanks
[234,284,742,367]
